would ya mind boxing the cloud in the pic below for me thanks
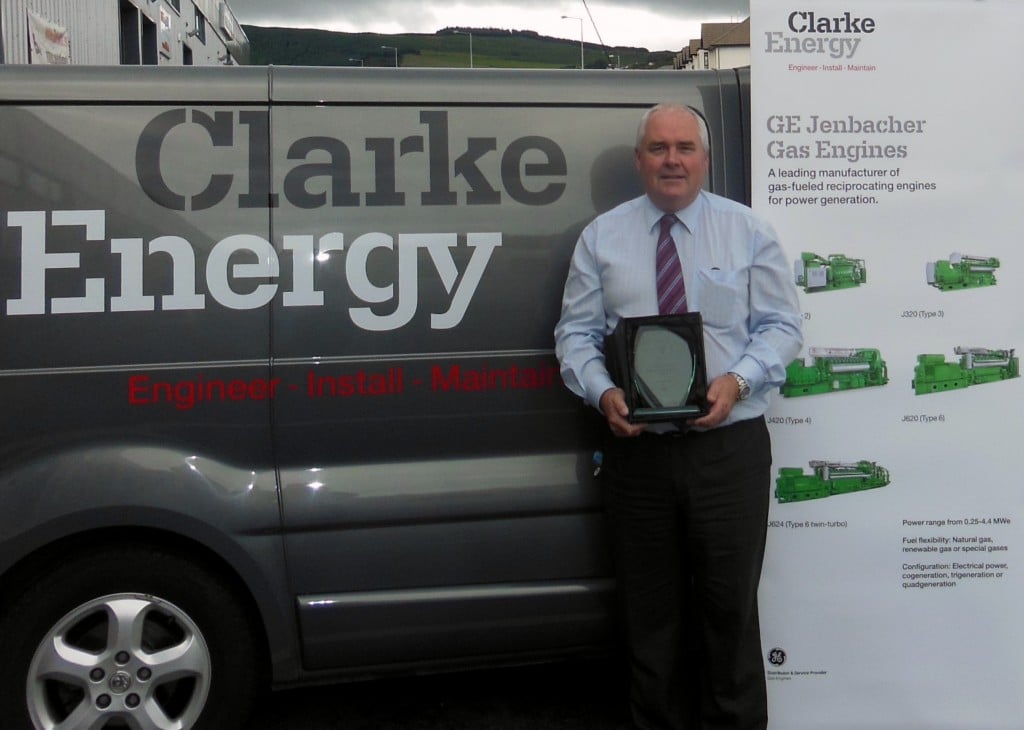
[227,0,750,51]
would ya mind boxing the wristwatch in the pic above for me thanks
[729,371,751,400]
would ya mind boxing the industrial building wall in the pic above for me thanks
[2,0,120,64]
[0,0,248,65]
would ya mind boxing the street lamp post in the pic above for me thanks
[381,45,398,67]
[453,30,473,68]
[561,15,584,69]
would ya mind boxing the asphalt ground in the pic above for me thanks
[249,658,633,730]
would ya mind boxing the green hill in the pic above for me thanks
[242,25,677,70]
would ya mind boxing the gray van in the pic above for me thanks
[0,64,750,729]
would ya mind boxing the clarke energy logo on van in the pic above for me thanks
[5,209,501,332]
[3,109,570,332]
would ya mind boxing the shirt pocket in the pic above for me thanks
[695,267,748,328]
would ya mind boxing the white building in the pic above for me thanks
[1,0,248,65]
[676,18,750,71]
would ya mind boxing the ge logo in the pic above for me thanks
[768,648,787,666]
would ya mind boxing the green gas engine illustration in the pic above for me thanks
[794,252,867,293]
[776,460,891,503]
[781,347,889,397]
[913,346,1019,395]
[926,253,1000,291]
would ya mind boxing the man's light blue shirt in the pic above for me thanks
[554,191,803,427]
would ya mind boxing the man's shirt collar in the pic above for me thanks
[643,191,705,235]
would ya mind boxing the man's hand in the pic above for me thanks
[690,374,740,429]
[599,388,647,438]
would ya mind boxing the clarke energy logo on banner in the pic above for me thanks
[763,10,876,61]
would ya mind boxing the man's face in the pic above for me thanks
[635,108,709,212]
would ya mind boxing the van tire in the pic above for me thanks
[0,544,260,730]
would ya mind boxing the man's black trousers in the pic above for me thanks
[603,416,771,730]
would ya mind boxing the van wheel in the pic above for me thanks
[0,545,261,730]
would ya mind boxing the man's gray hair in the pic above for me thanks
[636,103,710,154]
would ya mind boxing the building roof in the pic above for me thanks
[701,17,750,49]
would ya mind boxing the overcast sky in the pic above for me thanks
[227,0,750,52]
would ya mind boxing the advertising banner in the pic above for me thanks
[752,1,1024,728]
[27,10,70,65]
[159,6,173,58]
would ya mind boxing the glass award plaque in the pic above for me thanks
[604,312,709,423]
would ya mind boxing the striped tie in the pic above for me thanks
[655,214,687,314]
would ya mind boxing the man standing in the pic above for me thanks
[555,104,802,729]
